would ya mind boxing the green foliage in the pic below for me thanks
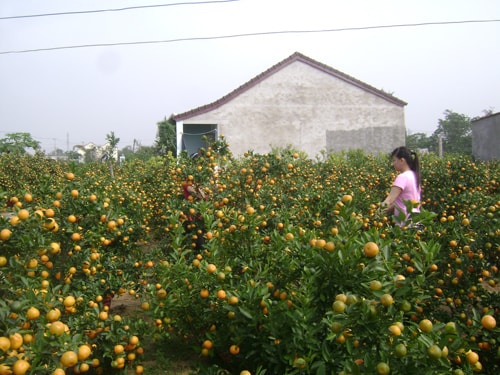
[0,132,41,155]
[0,149,498,375]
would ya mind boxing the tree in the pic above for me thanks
[155,116,176,156]
[104,132,120,178]
[432,110,472,155]
[406,132,433,151]
[0,132,41,155]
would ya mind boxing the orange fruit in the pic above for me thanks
[389,324,402,336]
[332,300,346,313]
[380,294,394,307]
[206,263,217,274]
[481,315,496,330]
[229,344,240,355]
[26,306,40,320]
[369,280,382,291]
[66,172,75,180]
[114,344,125,355]
[202,340,213,349]
[240,371,252,375]
[24,193,33,203]
[9,333,23,350]
[394,343,407,357]
[466,350,479,365]
[324,241,335,252]
[63,296,76,307]
[52,368,66,375]
[428,344,442,360]
[50,321,67,336]
[376,362,390,375]
[0,336,11,351]
[419,319,433,333]
[217,290,226,300]
[17,209,29,220]
[0,256,7,267]
[363,242,379,257]
[60,351,78,367]
[78,344,92,361]
[135,365,144,374]
[12,359,30,375]
[0,229,12,241]
[70,190,79,198]
[45,208,55,218]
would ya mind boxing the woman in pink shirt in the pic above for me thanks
[381,146,421,226]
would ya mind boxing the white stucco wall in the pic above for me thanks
[180,61,406,158]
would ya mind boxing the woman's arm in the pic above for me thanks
[380,186,402,214]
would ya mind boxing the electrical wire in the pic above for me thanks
[0,0,241,20]
[1,19,498,55]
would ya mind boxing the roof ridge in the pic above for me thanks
[173,52,406,121]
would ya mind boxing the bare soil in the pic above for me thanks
[110,293,195,375]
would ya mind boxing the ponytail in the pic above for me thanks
[391,147,421,189]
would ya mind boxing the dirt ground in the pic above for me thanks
[110,293,194,375]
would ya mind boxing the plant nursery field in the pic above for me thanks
[0,148,499,375]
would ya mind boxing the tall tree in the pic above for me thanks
[432,110,472,155]
[104,132,120,178]
[155,117,177,156]
[0,132,41,155]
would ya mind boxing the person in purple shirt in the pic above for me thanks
[380,146,421,226]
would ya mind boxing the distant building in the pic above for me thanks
[173,52,407,158]
[73,142,118,163]
[472,112,500,161]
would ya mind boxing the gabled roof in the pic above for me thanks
[173,52,407,121]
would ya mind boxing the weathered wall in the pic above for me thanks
[472,113,500,161]
[181,61,406,158]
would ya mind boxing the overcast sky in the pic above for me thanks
[1,0,499,153]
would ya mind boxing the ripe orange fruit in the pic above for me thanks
[217,290,226,300]
[52,368,66,375]
[114,344,125,355]
[78,344,92,361]
[202,340,213,349]
[342,194,353,203]
[0,229,12,241]
[206,263,217,274]
[466,350,479,365]
[229,344,240,355]
[26,306,40,320]
[17,209,29,220]
[324,241,335,252]
[45,208,55,218]
[389,324,402,336]
[0,336,11,351]
[12,359,30,375]
[9,333,23,350]
[63,296,76,307]
[363,242,379,257]
[481,315,496,330]
[135,365,144,374]
[0,256,7,267]
[70,190,79,198]
[419,319,433,333]
[60,351,78,367]
[50,321,67,336]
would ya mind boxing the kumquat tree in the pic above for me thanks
[0,144,498,375]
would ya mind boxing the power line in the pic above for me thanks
[1,19,498,55]
[0,0,241,20]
